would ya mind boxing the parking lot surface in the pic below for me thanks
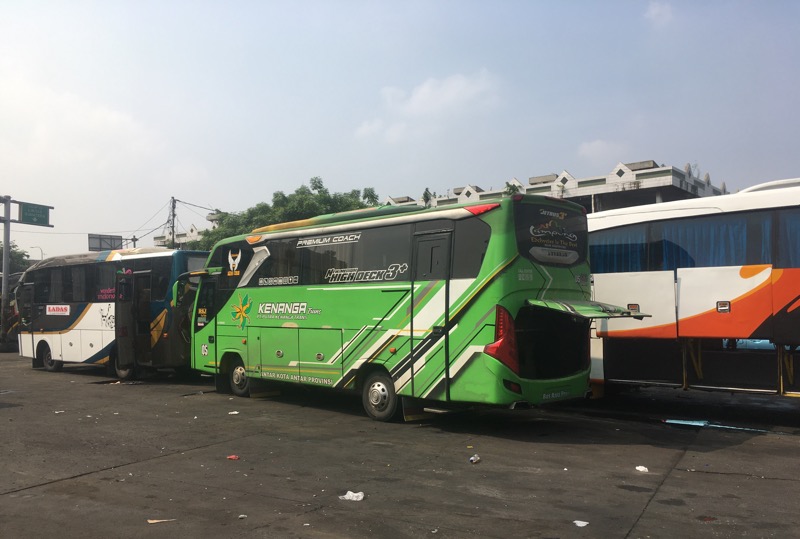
[2,352,799,538]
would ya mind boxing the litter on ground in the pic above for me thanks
[338,491,364,501]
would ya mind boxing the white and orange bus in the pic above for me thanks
[588,179,800,397]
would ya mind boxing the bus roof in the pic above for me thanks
[24,247,187,271]
[248,194,584,235]
[251,204,424,233]
[588,179,800,232]
[202,195,585,252]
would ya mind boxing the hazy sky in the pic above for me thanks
[2,0,798,258]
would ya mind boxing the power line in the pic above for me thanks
[133,200,170,234]
[175,198,218,212]
[125,220,168,248]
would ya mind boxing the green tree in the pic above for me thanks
[362,187,379,206]
[503,182,521,196]
[422,188,433,208]
[189,178,378,250]
[1,241,31,273]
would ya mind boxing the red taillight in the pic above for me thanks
[466,203,500,216]
[484,305,520,375]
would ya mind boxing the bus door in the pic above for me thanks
[411,231,452,400]
[16,283,34,356]
[192,275,218,372]
[116,270,153,371]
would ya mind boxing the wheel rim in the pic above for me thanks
[367,380,390,412]
[232,365,247,388]
[44,352,53,367]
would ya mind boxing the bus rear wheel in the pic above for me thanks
[230,360,251,398]
[40,344,63,372]
[362,371,399,421]
[114,354,136,381]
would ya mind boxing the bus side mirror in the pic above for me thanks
[173,281,183,307]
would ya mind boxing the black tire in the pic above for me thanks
[362,371,399,421]
[114,353,136,381]
[40,344,63,372]
[214,372,231,394]
[229,359,250,397]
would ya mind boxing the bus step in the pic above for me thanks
[422,407,452,414]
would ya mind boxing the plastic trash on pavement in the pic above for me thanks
[338,491,365,501]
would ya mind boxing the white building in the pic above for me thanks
[387,160,726,213]
[153,224,203,249]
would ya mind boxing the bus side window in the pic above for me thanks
[414,235,451,281]
[453,218,490,278]
[33,270,50,304]
[49,269,63,302]
[151,257,173,300]
[195,277,217,331]
[17,284,33,327]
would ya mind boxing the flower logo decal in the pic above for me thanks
[231,292,252,329]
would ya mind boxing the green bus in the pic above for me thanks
[183,195,637,420]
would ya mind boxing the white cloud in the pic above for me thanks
[355,118,384,139]
[391,70,496,117]
[644,1,673,28]
[578,139,630,168]
[357,70,498,143]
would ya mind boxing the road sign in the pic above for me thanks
[88,234,123,251]
[19,203,51,226]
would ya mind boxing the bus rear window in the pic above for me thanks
[515,202,587,267]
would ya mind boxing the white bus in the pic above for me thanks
[588,179,800,397]
[16,248,207,378]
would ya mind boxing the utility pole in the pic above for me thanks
[170,196,177,249]
[2,196,10,344]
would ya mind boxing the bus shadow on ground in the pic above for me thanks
[196,376,800,450]
[34,364,216,389]
[32,367,800,450]
[237,382,769,453]
[249,381,369,419]
[419,404,789,454]
[553,386,800,433]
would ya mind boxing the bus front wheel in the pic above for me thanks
[40,344,63,372]
[230,360,251,398]
[362,371,399,421]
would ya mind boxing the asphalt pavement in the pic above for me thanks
[2,351,799,538]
